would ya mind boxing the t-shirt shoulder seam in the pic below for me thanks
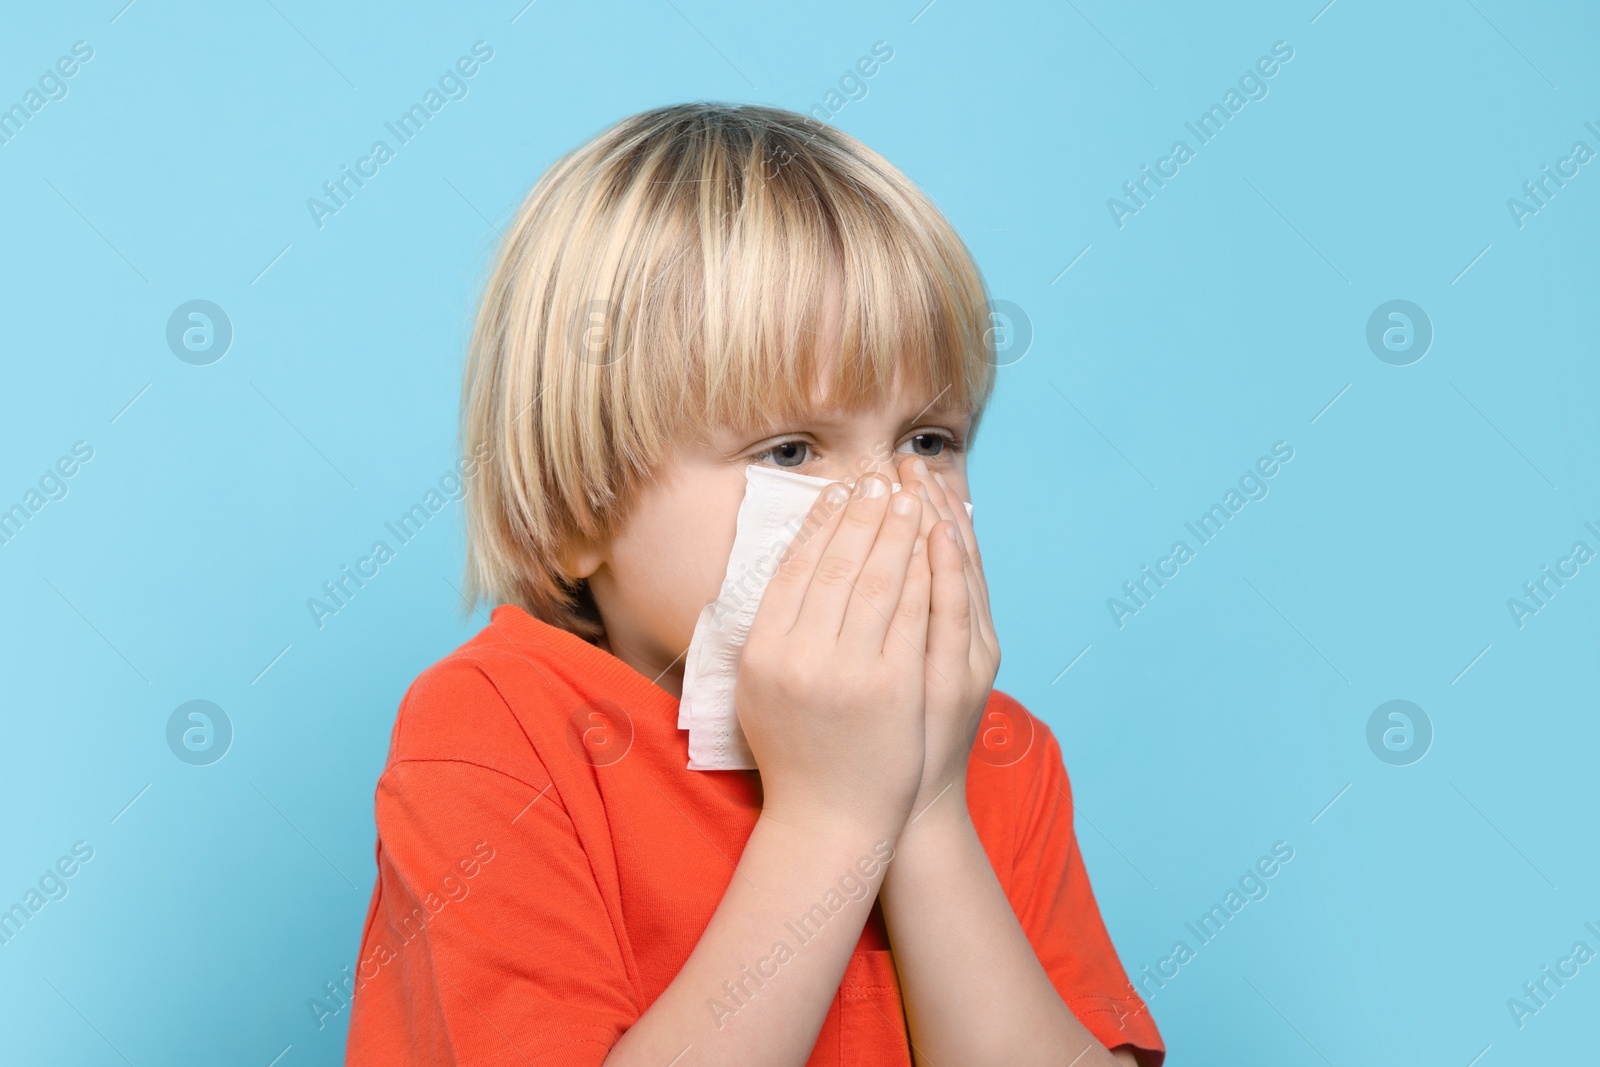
[382,755,569,812]
[391,658,562,784]
[392,658,503,757]
[381,756,560,803]
[1063,991,1152,1007]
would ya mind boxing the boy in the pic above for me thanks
[346,102,1165,1066]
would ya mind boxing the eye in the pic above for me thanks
[752,439,811,468]
[898,432,953,459]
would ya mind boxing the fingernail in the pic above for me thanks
[912,536,925,556]
[863,475,888,498]
[913,458,930,478]
[890,491,917,515]
[942,524,958,543]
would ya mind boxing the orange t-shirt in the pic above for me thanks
[345,604,1165,1065]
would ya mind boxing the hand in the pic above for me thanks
[736,472,931,837]
[895,454,1001,822]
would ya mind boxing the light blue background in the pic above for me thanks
[2,0,1596,1062]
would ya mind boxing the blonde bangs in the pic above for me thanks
[460,103,997,640]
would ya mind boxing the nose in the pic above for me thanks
[839,452,906,495]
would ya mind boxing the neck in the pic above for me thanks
[595,628,686,699]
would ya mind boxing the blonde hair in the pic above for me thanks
[459,102,998,641]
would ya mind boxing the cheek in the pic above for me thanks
[606,473,745,647]
[663,508,738,614]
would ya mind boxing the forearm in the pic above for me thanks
[879,795,1121,1067]
[604,811,898,1067]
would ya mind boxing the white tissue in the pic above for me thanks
[679,464,972,771]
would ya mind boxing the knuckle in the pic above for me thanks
[770,658,807,694]
[947,591,973,625]
[813,553,856,586]
[893,592,925,626]
[842,500,883,529]
[774,552,809,582]
[742,641,802,698]
[852,569,894,603]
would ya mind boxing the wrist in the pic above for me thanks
[905,779,971,833]
[885,786,973,866]
[752,810,905,904]
[757,802,907,854]
[878,801,979,911]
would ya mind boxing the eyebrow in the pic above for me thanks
[795,385,967,428]
[767,404,968,431]
[722,383,971,447]
[910,383,957,423]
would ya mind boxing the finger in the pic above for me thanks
[792,473,893,640]
[899,455,964,556]
[839,487,923,651]
[753,480,852,635]
[932,470,995,644]
[895,454,943,544]
[903,459,987,640]
[914,459,960,530]
[925,520,971,690]
[933,470,984,595]
[884,511,933,673]
[900,455,997,660]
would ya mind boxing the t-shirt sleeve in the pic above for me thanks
[346,663,637,1066]
[1002,698,1165,1066]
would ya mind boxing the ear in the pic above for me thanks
[560,535,605,581]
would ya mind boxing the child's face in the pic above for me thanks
[580,368,974,696]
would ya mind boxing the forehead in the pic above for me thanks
[731,378,968,438]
